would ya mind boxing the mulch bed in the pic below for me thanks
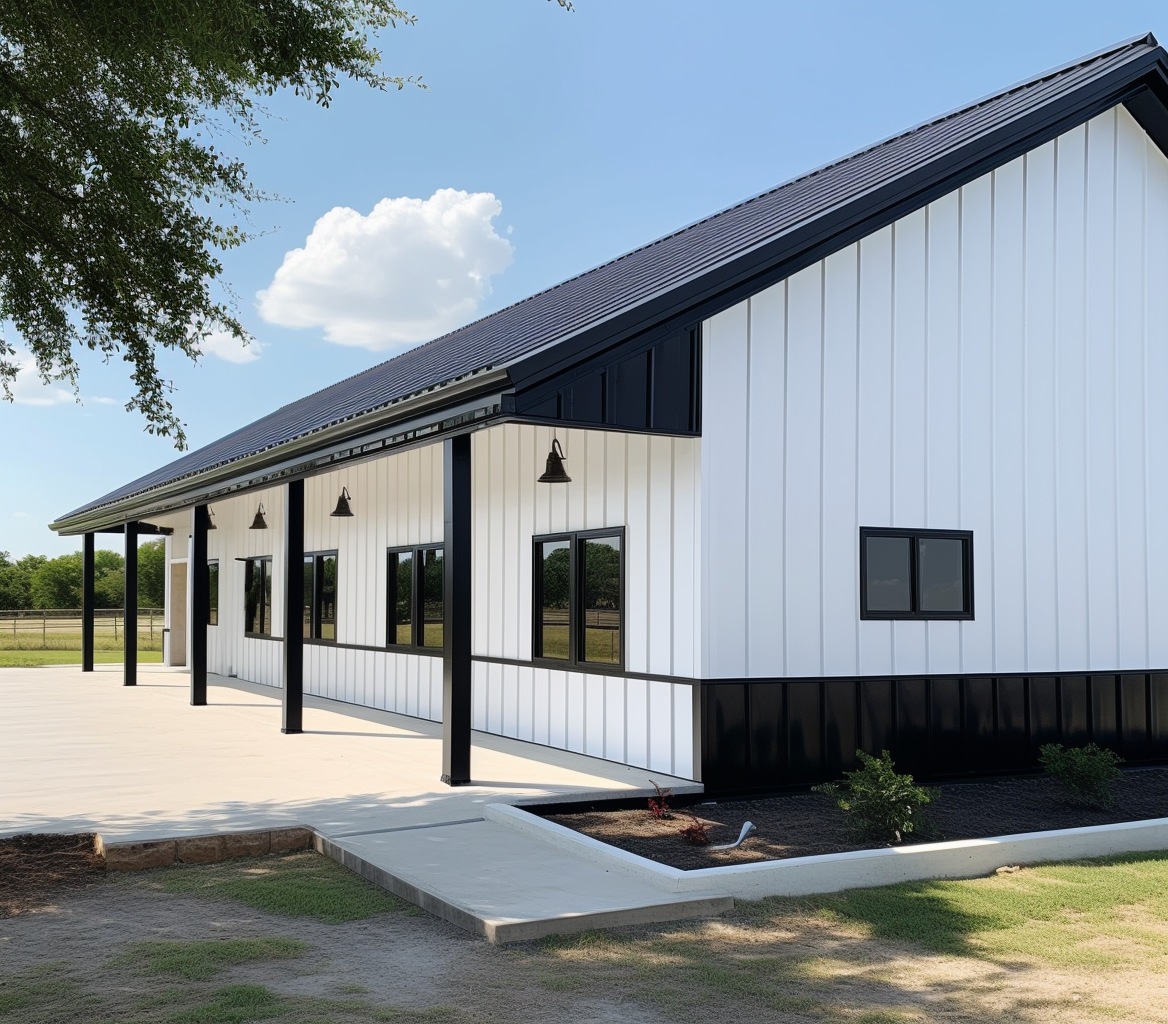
[546,767,1168,870]
[0,833,105,917]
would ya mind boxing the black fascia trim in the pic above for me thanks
[473,653,696,687]
[505,55,1168,396]
[305,637,442,657]
[699,667,1168,684]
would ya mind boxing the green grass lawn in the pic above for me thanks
[0,650,164,668]
[6,846,1168,1023]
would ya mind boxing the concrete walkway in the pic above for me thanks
[0,665,724,940]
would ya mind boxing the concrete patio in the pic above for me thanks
[0,665,725,940]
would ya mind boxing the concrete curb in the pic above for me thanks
[312,831,732,943]
[95,826,314,871]
[485,803,1168,898]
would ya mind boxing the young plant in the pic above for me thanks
[1038,742,1124,809]
[678,813,709,845]
[647,779,673,820]
[813,750,937,845]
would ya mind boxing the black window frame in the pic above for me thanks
[532,527,625,670]
[207,560,219,626]
[386,543,444,655]
[859,527,974,621]
[303,550,338,642]
[243,555,274,638]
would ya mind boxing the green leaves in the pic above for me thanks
[0,1,418,446]
[813,750,938,845]
[1039,742,1124,809]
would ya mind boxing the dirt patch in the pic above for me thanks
[547,767,1168,870]
[0,833,105,917]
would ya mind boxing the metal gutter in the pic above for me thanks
[50,369,511,535]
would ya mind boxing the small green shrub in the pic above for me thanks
[1038,742,1123,808]
[813,750,937,844]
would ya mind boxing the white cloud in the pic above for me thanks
[5,347,73,406]
[89,395,119,405]
[256,188,514,351]
[198,329,263,364]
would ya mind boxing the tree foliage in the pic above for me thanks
[0,542,164,609]
[0,550,43,608]
[1,1,571,445]
[0,0,418,446]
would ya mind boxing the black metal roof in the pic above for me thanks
[55,33,1168,527]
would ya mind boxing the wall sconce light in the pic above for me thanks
[206,506,217,530]
[538,436,572,484]
[249,503,268,530]
[330,487,354,518]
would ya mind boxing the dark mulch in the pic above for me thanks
[0,833,105,916]
[547,767,1168,870]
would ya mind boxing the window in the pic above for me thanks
[244,556,273,636]
[207,560,219,626]
[303,552,337,641]
[860,528,973,620]
[534,529,623,667]
[387,545,443,652]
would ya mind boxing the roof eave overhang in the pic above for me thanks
[505,50,1168,392]
[50,368,512,536]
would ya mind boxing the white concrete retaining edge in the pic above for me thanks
[484,803,1168,899]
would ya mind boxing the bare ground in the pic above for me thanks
[3,849,1168,1023]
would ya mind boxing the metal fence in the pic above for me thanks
[0,608,164,650]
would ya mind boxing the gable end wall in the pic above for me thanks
[701,104,1168,680]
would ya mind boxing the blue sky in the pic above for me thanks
[4,0,1166,557]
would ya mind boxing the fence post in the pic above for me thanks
[42,612,46,647]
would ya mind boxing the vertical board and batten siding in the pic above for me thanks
[470,424,700,778]
[702,104,1168,681]
[205,485,286,687]
[197,423,702,777]
[203,447,446,720]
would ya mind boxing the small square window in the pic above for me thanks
[860,528,973,620]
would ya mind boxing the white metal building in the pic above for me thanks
[53,36,1168,789]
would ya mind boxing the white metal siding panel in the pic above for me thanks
[702,104,1168,679]
[745,282,786,677]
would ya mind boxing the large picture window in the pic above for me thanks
[860,528,973,620]
[534,529,623,668]
[303,552,337,641]
[387,545,443,652]
[207,560,219,626]
[244,556,273,637]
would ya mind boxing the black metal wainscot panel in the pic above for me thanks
[701,672,1168,792]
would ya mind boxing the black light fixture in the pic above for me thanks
[206,505,217,531]
[249,503,268,530]
[330,487,354,518]
[538,436,572,484]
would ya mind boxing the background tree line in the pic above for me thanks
[0,541,165,610]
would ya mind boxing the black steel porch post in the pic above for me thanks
[81,532,95,673]
[123,521,138,686]
[190,505,209,706]
[441,434,472,785]
[282,480,304,734]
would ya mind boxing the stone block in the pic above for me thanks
[100,839,177,872]
[175,834,227,864]
[221,831,270,859]
[269,826,313,853]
